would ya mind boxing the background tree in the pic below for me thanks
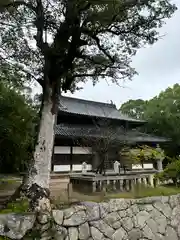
[77,119,127,175]
[120,99,148,119]
[120,145,165,168]
[0,80,37,174]
[0,0,177,210]
[156,157,180,186]
[120,83,180,157]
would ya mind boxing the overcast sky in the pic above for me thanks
[62,0,180,108]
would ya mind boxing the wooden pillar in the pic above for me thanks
[113,180,116,191]
[107,179,110,185]
[141,177,147,186]
[131,179,135,191]
[70,146,73,172]
[102,180,107,192]
[116,180,120,191]
[140,177,145,185]
[99,180,102,191]
[92,181,96,192]
[148,174,154,187]
[157,159,163,172]
[92,152,100,172]
[123,179,126,191]
[136,178,141,186]
[119,179,123,191]
[51,113,57,172]
[51,145,55,172]
[126,180,131,191]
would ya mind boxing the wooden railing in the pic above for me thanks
[70,170,157,193]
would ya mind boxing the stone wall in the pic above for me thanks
[1,194,180,239]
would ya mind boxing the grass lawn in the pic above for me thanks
[0,182,180,212]
[51,184,180,208]
[0,177,20,191]
[106,184,180,199]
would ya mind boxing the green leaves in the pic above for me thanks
[156,158,180,185]
[0,0,177,93]
[120,99,148,119]
[0,81,37,173]
[120,83,180,157]
[121,145,165,164]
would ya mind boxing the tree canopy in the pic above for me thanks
[120,83,180,157]
[0,80,37,173]
[0,0,177,99]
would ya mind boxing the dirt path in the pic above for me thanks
[0,177,69,207]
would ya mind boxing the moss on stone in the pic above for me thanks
[23,228,41,240]
[0,199,29,214]
[0,236,11,240]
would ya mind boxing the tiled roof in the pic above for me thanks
[59,96,145,123]
[55,124,169,143]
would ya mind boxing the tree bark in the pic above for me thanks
[24,94,56,211]
[26,99,55,189]
[5,93,56,213]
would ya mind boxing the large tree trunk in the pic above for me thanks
[26,99,55,189]
[23,95,56,211]
[6,93,56,213]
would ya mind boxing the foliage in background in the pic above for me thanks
[0,81,38,173]
[78,119,126,174]
[120,83,180,157]
[120,145,165,166]
[120,99,148,119]
[156,157,180,186]
[0,0,177,95]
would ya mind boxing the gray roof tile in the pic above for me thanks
[55,124,168,143]
[59,96,145,123]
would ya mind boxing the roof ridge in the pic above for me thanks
[60,95,116,108]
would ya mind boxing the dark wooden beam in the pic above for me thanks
[70,146,73,172]
[51,145,55,172]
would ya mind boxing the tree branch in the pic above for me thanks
[34,0,45,52]
[82,28,115,63]
[73,73,107,78]
[0,53,44,87]
[77,53,114,71]
[93,35,114,63]
[0,21,16,27]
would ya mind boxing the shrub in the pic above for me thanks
[156,158,180,185]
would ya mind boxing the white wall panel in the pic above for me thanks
[54,146,71,154]
[53,164,92,172]
[132,163,153,170]
[54,165,70,172]
[132,164,143,170]
[73,147,92,154]
[72,164,92,171]
[143,163,153,169]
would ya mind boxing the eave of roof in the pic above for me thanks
[55,124,169,143]
[59,96,146,124]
